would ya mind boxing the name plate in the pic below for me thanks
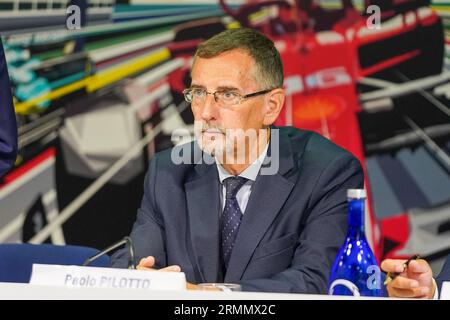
[441,281,450,300]
[29,264,186,291]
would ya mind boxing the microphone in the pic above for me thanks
[83,236,136,269]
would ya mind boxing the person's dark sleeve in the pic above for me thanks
[110,156,167,269]
[436,254,450,294]
[238,154,364,293]
[0,38,17,178]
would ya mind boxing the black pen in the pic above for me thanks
[384,254,420,285]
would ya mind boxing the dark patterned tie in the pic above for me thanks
[221,176,248,270]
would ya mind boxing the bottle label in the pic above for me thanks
[328,279,360,296]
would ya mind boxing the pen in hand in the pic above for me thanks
[384,254,420,286]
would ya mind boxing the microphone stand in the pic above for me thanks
[83,236,136,269]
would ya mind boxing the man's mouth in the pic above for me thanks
[201,129,224,142]
[202,129,223,135]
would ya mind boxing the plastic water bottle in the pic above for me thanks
[328,189,383,297]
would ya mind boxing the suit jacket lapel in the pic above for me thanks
[225,128,297,282]
[186,152,221,283]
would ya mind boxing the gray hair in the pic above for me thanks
[194,28,284,89]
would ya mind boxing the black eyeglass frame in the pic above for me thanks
[182,88,275,105]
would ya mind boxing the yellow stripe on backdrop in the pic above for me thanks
[14,48,171,114]
[87,48,170,92]
[14,78,89,115]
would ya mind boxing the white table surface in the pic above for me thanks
[0,282,392,300]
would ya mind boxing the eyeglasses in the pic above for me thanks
[182,88,274,108]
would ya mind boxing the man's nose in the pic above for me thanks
[200,93,218,121]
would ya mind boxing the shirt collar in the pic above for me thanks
[216,143,269,183]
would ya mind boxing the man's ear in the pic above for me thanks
[263,88,285,126]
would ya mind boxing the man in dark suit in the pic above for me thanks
[382,255,450,299]
[0,38,17,178]
[437,257,450,295]
[111,28,364,293]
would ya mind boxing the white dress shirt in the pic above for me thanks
[215,143,269,214]
[433,278,439,299]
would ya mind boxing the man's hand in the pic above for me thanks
[136,256,220,291]
[186,283,221,291]
[136,256,181,272]
[136,256,219,291]
[381,258,436,299]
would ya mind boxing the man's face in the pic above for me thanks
[190,49,267,158]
